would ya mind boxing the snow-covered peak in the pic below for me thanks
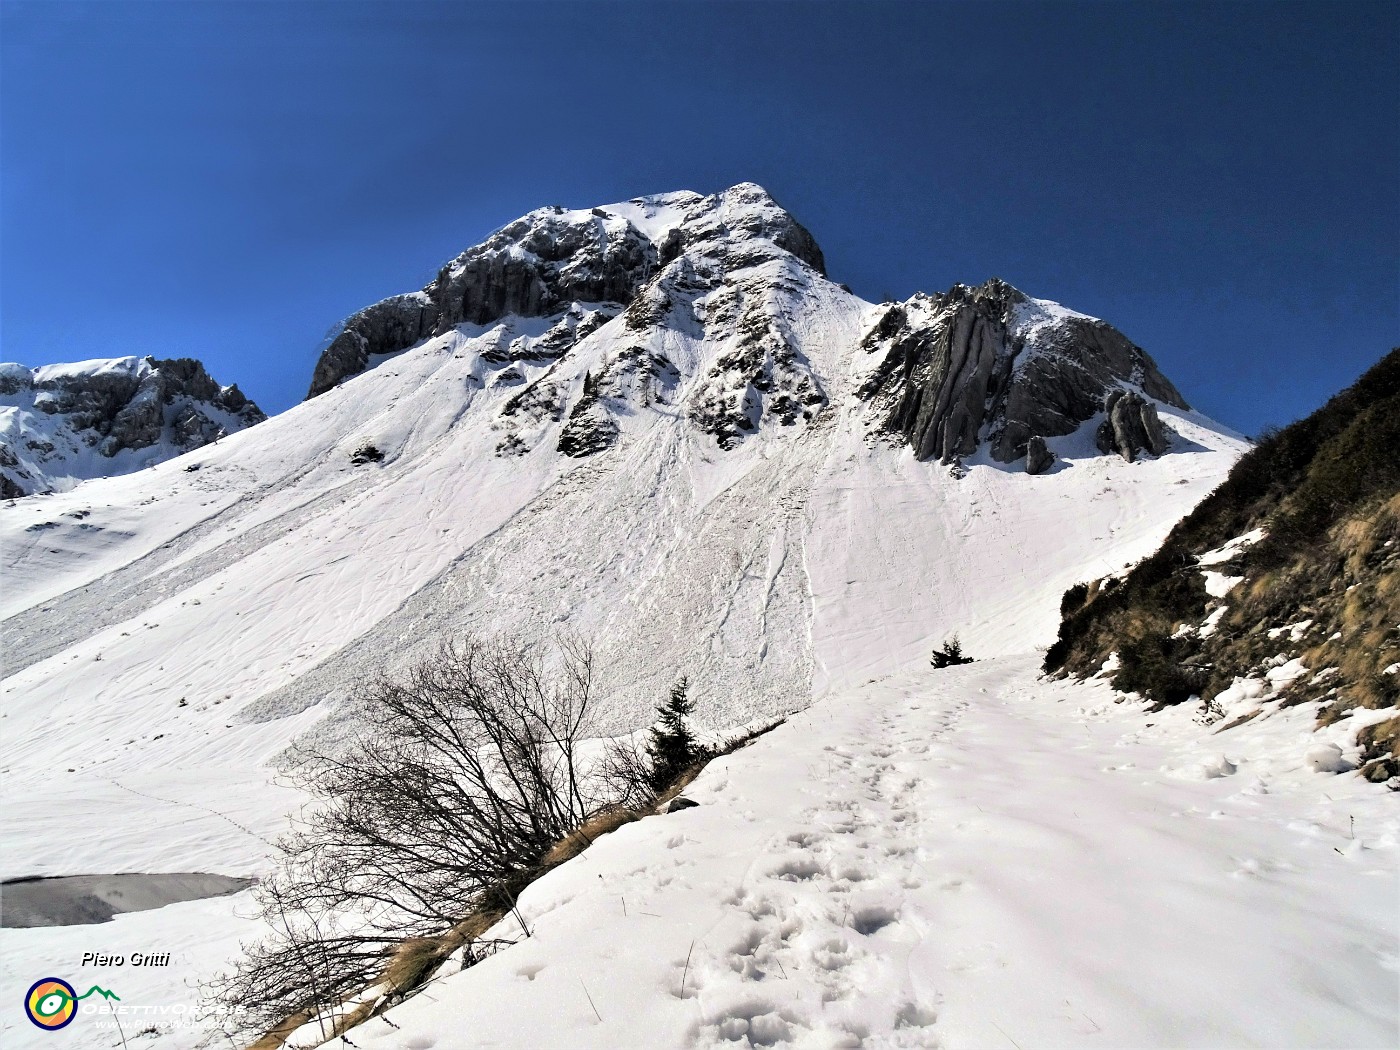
[27,355,153,385]
[307,184,829,398]
[1008,291,1097,341]
[0,355,265,498]
[855,276,1189,468]
[600,190,706,241]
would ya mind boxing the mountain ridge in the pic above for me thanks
[0,355,264,498]
[302,183,1203,477]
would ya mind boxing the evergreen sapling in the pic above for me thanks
[647,677,701,791]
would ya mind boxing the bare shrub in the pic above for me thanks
[595,733,656,810]
[208,634,609,1042]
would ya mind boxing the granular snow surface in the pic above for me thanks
[328,657,1399,1050]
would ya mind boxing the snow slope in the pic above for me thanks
[0,295,1243,879]
[290,658,1400,1050]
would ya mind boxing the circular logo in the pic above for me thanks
[25,977,77,1030]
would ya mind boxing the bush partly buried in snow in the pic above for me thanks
[208,634,613,1042]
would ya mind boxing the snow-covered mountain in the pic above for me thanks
[0,356,264,498]
[10,183,1352,1049]
[0,185,1243,743]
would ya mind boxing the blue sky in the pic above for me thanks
[2,0,1395,435]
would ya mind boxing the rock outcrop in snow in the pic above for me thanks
[1095,389,1170,462]
[0,356,264,497]
[1025,434,1054,474]
[855,277,1188,466]
[306,184,826,400]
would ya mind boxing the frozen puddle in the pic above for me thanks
[0,873,253,928]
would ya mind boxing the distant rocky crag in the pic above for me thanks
[0,356,265,497]
[854,278,1188,471]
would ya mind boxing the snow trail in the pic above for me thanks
[339,656,1397,1050]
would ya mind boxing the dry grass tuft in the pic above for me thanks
[543,807,642,866]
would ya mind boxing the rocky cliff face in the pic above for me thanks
[0,357,265,497]
[307,184,826,399]
[855,278,1189,469]
[303,185,1201,476]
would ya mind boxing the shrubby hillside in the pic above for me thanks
[1047,349,1400,781]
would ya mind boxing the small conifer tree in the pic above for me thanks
[647,677,701,791]
[930,634,973,668]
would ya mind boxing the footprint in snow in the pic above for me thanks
[850,903,900,936]
[768,854,824,881]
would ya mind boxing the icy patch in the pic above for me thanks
[1,872,253,928]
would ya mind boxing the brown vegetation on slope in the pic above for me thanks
[1046,350,1400,781]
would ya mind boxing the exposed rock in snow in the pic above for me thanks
[856,278,1187,466]
[1025,434,1054,474]
[0,356,264,496]
[1095,388,1170,462]
[556,373,619,458]
[307,184,824,399]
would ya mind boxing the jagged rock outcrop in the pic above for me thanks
[556,374,620,458]
[1095,389,1169,462]
[686,275,827,450]
[306,184,826,398]
[304,185,1194,473]
[450,185,832,459]
[1025,435,1055,474]
[857,278,1188,467]
[0,357,264,497]
[308,293,438,401]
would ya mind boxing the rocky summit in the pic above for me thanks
[307,185,1190,474]
[855,277,1188,469]
[0,356,264,497]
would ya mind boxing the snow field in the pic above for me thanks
[332,657,1397,1050]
